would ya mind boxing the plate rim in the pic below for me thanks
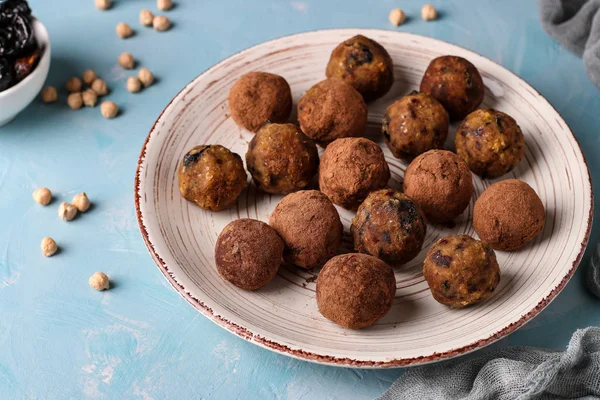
[134,28,594,368]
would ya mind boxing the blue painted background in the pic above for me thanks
[0,0,598,399]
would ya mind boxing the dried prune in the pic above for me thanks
[0,0,31,18]
[0,13,34,56]
[14,46,38,81]
[0,57,15,91]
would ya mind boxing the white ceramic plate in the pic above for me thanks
[135,29,593,367]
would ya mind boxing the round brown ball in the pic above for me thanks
[382,91,449,159]
[178,145,248,211]
[319,137,390,209]
[420,56,484,121]
[455,109,525,179]
[297,78,368,145]
[325,35,394,102]
[215,219,284,290]
[473,179,545,250]
[316,253,396,329]
[351,189,427,263]
[424,235,500,308]
[403,150,473,223]
[269,190,343,269]
[228,72,293,132]
[246,123,319,194]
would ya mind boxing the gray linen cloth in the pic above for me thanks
[539,0,600,87]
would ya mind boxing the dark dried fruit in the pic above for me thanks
[14,45,38,81]
[432,250,452,267]
[0,57,14,91]
[0,13,34,56]
[0,0,32,17]
[182,145,209,167]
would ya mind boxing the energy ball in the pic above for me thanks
[352,189,427,263]
[325,35,394,102]
[424,235,500,308]
[297,78,367,145]
[473,179,545,250]
[177,145,248,211]
[269,190,343,269]
[420,56,484,121]
[215,219,284,290]
[316,253,396,329]
[246,123,319,194]
[382,91,449,159]
[403,150,473,223]
[228,72,292,133]
[319,137,390,209]
[455,109,525,179]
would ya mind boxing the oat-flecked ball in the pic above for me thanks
[82,89,98,107]
[157,0,173,10]
[382,91,449,159]
[474,179,545,251]
[269,190,343,269]
[41,237,57,257]
[424,235,500,308]
[95,0,111,10]
[100,101,119,118]
[325,35,394,102]
[420,56,484,120]
[116,22,133,38]
[127,76,142,93]
[319,137,390,209]
[153,15,171,31]
[403,150,473,223]
[140,9,154,26]
[58,202,77,221]
[82,69,97,86]
[41,86,57,103]
[317,253,396,329]
[138,68,154,87]
[297,78,367,145]
[178,145,248,211]
[352,189,427,263]
[246,123,319,194]
[215,219,284,290]
[91,79,108,96]
[65,77,82,93]
[67,92,83,110]
[228,72,292,133]
[455,109,524,179]
[72,192,91,212]
[32,187,52,205]
[118,52,135,69]
[89,272,110,291]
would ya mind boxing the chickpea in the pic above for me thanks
[65,77,82,93]
[41,237,58,257]
[138,68,154,87]
[421,4,438,21]
[91,79,108,96]
[67,92,83,110]
[41,86,57,103]
[157,0,173,11]
[118,52,135,69]
[100,101,119,119]
[58,202,78,221]
[83,89,98,107]
[72,192,91,212]
[389,9,406,26]
[116,22,134,38]
[95,0,111,10]
[82,69,97,86]
[140,9,154,26]
[153,15,171,31]
[32,187,52,205]
[89,272,110,291]
[127,76,142,93]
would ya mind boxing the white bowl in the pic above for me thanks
[0,19,51,127]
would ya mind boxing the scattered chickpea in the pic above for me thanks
[127,76,142,93]
[138,68,154,87]
[140,9,154,26]
[153,15,171,31]
[95,0,111,10]
[82,69,97,86]
[100,101,119,119]
[389,9,406,26]
[72,192,91,212]
[32,187,52,205]
[157,0,173,11]
[82,89,98,107]
[116,22,133,38]
[41,86,57,103]
[421,4,438,21]
[41,237,58,257]
[65,77,82,93]
[58,202,78,221]
[118,52,135,69]
[67,92,83,110]
[89,272,110,291]
[91,78,108,96]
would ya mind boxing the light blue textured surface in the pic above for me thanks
[0,1,598,399]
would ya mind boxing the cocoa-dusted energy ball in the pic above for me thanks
[269,190,343,269]
[215,219,284,290]
[178,145,248,211]
[424,235,500,308]
[319,137,390,209]
[228,72,293,132]
[420,56,485,120]
[455,109,525,179]
[382,91,449,159]
[246,123,319,194]
[474,180,545,250]
[297,78,367,145]
[317,253,396,329]
[403,150,473,223]
[352,189,427,263]
[325,35,394,102]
